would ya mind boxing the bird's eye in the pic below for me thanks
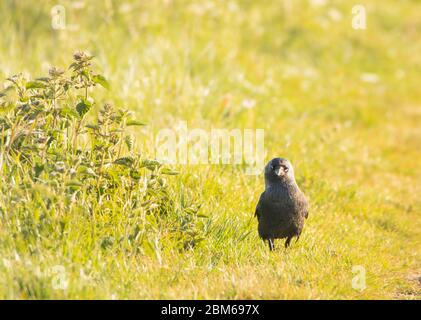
[282,165,289,172]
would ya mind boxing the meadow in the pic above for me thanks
[0,0,420,299]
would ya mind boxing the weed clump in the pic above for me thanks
[0,53,206,263]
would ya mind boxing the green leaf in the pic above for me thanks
[81,69,90,79]
[65,180,83,187]
[161,168,179,175]
[126,119,146,126]
[77,166,97,176]
[140,159,161,169]
[125,135,133,151]
[85,124,99,130]
[25,81,46,89]
[0,87,13,97]
[114,157,134,167]
[76,99,92,118]
[92,74,110,90]
[100,236,114,249]
[1,86,14,96]
[34,163,45,177]
[68,62,78,70]
[130,169,141,180]
[60,107,79,119]
[35,77,50,82]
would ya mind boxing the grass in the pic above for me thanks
[0,0,420,299]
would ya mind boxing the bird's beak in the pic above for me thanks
[274,167,282,176]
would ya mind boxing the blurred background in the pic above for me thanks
[0,0,420,299]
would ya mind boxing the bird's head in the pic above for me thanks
[264,157,295,184]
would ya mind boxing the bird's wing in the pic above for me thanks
[298,192,309,219]
[254,192,265,219]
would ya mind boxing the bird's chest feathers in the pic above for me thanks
[265,186,297,208]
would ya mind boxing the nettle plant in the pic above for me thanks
[0,52,206,254]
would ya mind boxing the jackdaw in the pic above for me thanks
[255,158,309,250]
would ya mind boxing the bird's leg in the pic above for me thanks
[268,238,275,251]
[284,237,292,248]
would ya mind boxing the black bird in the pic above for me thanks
[255,158,309,251]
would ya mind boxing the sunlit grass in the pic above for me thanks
[0,0,420,299]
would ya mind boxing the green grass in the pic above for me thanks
[0,0,420,299]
